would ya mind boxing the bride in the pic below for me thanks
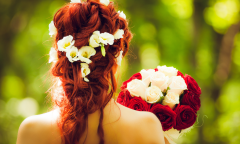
[16,0,165,143]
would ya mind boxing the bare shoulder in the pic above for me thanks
[117,104,165,144]
[133,111,165,144]
[17,109,61,144]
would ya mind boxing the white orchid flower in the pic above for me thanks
[49,47,58,63]
[81,63,90,82]
[99,32,114,45]
[70,0,81,3]
[49,21,57,37]
[89,31,101,48]
[114,29,124,39]
[78,46,96,64]
[57,35,75,52]
[100,0,110,6]
[118,11,126,19]
[66,46,79,63]
[116,50,123,66]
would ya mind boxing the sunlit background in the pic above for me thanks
[0,0,240,143]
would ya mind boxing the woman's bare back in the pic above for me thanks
[17,99,165,144]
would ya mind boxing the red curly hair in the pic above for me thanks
[50,0,132,144]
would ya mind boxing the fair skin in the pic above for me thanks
[17,65,166,144]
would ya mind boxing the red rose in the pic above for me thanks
[120,73,142,90]
[181,91,201,112]
[150,104,177,131]
[177,71,184,78]
[117,90,132,106]
[128,97,150,111]
[184,75,201,95]
[174,105,197,130]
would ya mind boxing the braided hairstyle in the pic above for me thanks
[50,0,132,144]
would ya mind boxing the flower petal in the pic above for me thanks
[49,21,57,37]
[70,0,81,3]
[57,35,75,52]
[78,46,96,64]
[100,0,110,6]
[49,47,58,63]
[114,29,124,39]
[118,11,126,19]
[66,46,79,63]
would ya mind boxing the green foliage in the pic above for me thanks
[0,0,240,143]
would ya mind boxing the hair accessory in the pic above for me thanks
[89,30,124,57]
[49,47,58,63]
[100,0,110,6]
[70,0,81,3]
[49,23,124,82]
[116,50,123,66]
[81,63,90,82]
[118,11,126,19]
[49,21,57,37]
[57,35,75,52]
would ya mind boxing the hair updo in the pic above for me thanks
[50,0,132,144]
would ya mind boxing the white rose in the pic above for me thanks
[157,65,178,77]
[89,31,101,48]
[114,29,124,39]
[116,50,123,66]
[145,86,163,103]
[127,79,147,99]
[168,76,187,95]
[78,46,96,64]
[99,32,114,45]
[140,69,155,86]
[118,11,126,19]
[70,0,81,3]
[49,21,57,37]
[81,63,90,82]
[57,35,75,52]
[48,47,58,63]
[100,0,110,6]
[164,128,180,144]
[162,92,179,109]
[66,46,79,63]
[150,71,170,92]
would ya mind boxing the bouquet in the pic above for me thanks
[117,65,201,143]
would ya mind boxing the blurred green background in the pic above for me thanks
[0,0,240,143]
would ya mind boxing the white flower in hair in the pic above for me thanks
[99,32,114,45]
[116,50,123,66]
[79,46,96,64]
[81,63,90,82]
[114,29,124,39]
[49,47,58,63]
[70,0,81,3]
[66,46,79,63]
[118,11,126,19]
[89,31,101,48]
[49,21,57,37]
[100,0,110,6]
[57,35,75,52]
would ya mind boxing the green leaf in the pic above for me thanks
[101,44,106,57]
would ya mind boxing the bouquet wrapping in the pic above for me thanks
[117,66,201,143]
